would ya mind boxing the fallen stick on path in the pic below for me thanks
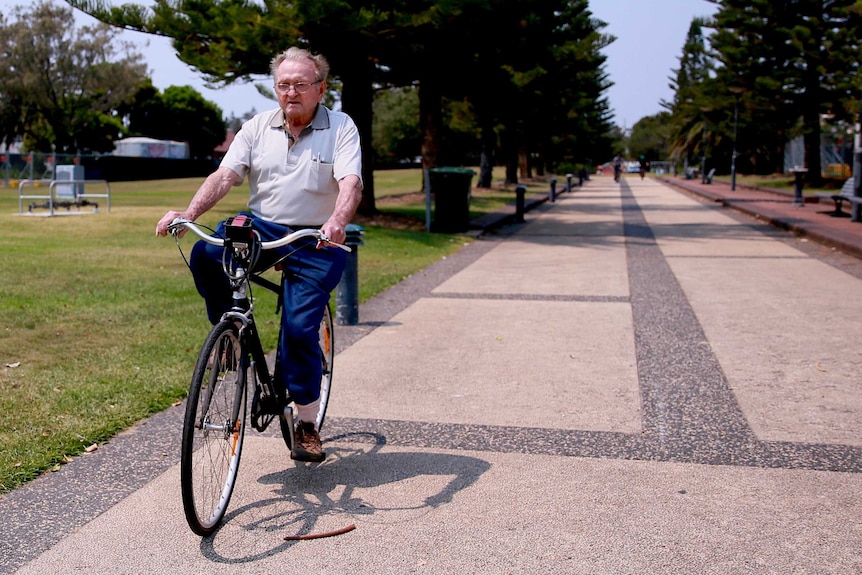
[284,523,356,541]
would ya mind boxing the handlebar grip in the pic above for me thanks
[168,219,225,246]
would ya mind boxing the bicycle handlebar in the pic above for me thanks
[168,218,352,252]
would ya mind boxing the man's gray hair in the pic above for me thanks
[270,47,330,82]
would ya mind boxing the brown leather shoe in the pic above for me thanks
[291,421,325,462]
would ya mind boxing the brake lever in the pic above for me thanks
[167,217,189,237]
[316,234,352,252]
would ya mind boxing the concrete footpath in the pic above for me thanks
[2,175,862,574]
[665,175,862,259]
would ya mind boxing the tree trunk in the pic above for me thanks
[805,118,823,187]
[501,126,518,185]
[419,80,442,171]
[803,108,823,187]
[800,24,823,187]
[339,56,376,215]
[518,143,529,180]
[477,120,495,188]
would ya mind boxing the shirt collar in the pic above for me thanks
[268,104,331,131]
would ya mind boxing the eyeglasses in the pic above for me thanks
[274,80,321,94]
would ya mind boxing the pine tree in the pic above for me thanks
[708,0,862,180]
[663,18,715,170]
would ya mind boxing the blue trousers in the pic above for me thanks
[189,214,346,405]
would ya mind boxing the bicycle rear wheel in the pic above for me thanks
[279,304,334,446]
[180,320,246,536]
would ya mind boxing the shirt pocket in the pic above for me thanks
[311,159,336,193]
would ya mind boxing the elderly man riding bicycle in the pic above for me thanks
[156,46,363,463]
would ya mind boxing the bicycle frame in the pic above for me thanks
[211,236,290,434]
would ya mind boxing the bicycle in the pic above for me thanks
[168,215,351,536]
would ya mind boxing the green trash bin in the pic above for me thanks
[430,167,475,232]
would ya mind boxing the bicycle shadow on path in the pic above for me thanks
[200,432,490,564]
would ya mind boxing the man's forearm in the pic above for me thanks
[329,175,363,228]
[186,167,238,220]
[320,175,363,244]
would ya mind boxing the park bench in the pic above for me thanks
[703,168,716,185]
[816,177,861,217]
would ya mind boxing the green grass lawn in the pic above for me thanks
[373,166,549,221]
[373,168,426,197]
[0,171,504,494]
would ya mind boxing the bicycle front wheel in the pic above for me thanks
[279,304,334,447]
[180,320,246,536]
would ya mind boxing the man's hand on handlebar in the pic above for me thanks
[315,232,338,250]
[319,220,346,245]
[156,211,193,238]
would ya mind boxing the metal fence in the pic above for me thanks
[1,152,89,187]
[2,151,217,186]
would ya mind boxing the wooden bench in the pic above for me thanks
[816,178,860,217]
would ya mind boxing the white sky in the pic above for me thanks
[3,0,717,127]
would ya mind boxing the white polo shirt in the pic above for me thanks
[220,105,363,226]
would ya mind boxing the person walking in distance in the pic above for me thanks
[638,155,649,180]
[156,47,363,462]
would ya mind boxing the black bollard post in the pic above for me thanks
[336,224,365,325]
[550,178,557,203]
[566,173,573,194]
[515,185,526,223]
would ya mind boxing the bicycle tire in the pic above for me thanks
[279,304,334,447]
[180,320,246,536]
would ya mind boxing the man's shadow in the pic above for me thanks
[200,432,491,563]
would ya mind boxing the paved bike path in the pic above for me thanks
[4,176,862,574]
